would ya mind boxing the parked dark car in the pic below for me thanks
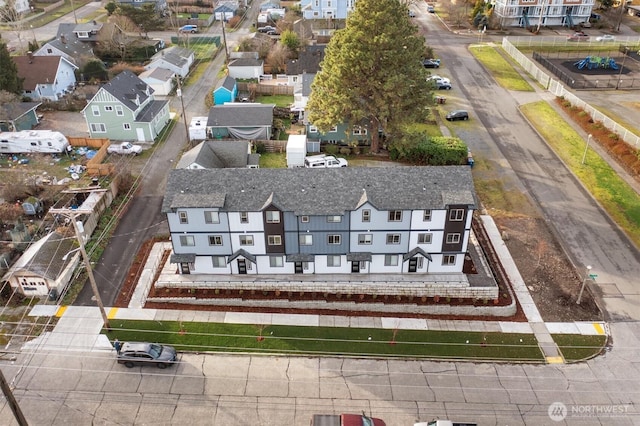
[266,30,280,35]
[422,59,440,68]
[446,110,469,121]
[117,342,177,368]
[258,26,276,33]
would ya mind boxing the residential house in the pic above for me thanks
[117,0,167,12]
[0,0,29,15]
[206,103,274,140]
[214,1,239,20]
[34,22,104,67]
[228,58,264,80]
[138,67,175,96]
[13,54,78,101]
[1,232,80,298]
[82,70,170,142]
[285,45,325,87]
[161,166,477,276]
[176,140,259,169]
[300,0,356,20]
[492,0,593,28]
[290,72,314,123]
[145,46,195,78]
[0,102,42,132]
[306,121,372,145]
[213,76,237,105]
[260,0,280,11]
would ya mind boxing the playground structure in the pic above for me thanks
[574,56,619,70]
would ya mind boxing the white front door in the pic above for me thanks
[136,128,145,142]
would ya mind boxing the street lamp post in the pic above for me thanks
[581,133,592,165]
[577,265,592,305]
[30,25,36,43]
[616,47,629,90]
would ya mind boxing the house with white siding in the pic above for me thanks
[492,0,594,28]
[299,0,356,20]
[161,166,477,276]
[13,54,78,101]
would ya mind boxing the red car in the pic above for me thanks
[567,32,589,41]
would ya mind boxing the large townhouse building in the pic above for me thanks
[162,166,478,276]
[491,0,594,29]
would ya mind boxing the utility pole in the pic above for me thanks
[0,369,28,425]
[221,18,229,63]
[71,214,110,329]
[176,76,190,144]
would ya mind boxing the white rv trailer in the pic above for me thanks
[0,130,70,154]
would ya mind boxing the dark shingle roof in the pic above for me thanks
[206,104,274,127]
[286,45,325,75]
[216,75,236,92]
[162,167,478,215]
[150,46,193,68]
[0,102,41,121]
[229,58,263,67]
[136,100,169,122]
[301,73,315,96]
[98,70,153,113]
[176,140,251,169]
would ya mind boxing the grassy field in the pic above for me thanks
[256,95,294,108]
[469,45,535,91]
[106,319,546,361]
[521,101,640,248]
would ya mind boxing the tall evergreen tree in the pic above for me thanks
[306,0,432,152]
[0,41,23,95]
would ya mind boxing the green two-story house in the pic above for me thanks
[82,70,170,142]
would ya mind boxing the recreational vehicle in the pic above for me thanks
[0,130,70,154]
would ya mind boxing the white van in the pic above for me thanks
[304,154,348,168]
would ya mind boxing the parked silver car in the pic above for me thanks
[117,342,177,368]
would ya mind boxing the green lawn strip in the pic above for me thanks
[105,320,544,361]
[521,101,640,248]
[514,44,640,54]
[469,45,534,92]
[553,334,607,362]
[259,152,287,168]
[255,95,294,108]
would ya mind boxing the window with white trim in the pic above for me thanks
[327,215,341,223]
[327,255,340,267]
[239,235,254,246]
[240,212,249,223]
[362,209,370,222]
[388,210,402,221]
[386,234,400,244]
[443,255,456,265]
[418,233,432,244]
[423,210,432,221]
[104,106,113,112]
[266,211,280,223]
[178,211,188,224]
[268,235,282,245]
[123,123,131,130]
[299,234,312,245]
[328,235,341,245]
[115,105,124,116]
[90,123,106,133]
[384,254,398,266]
[270,256,284,267]
[301,215,309,223]
[179,235,195,246]
[358,234,372,245]
[329,126,338,132]
[352,126,367,135]
[449,209,464,221]
[309,125,318,133]
[446,233,461,244]
[212,256,226,267]
[204,211,219,224]
[92,106,100,116]
[208,235,222,246]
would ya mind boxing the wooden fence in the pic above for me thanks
[67,137,114,176]
[237,82,294,96]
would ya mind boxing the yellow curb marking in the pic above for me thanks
[107,308,118,320]
[592,323,605,335]
[55,306,68,317]
[546,356,565,364]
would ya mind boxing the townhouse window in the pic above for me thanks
[301,215,309,223]
[358,234,372,245]
[446,233,461,244]
[179,235,195,246]
[327,215,341,223]
[384,254,399,266]
[309,125,318,133]
[123,123,131,130]
[115,105,124,116]
[104,106,113,112]
[327,255,340,267]
[212,256,226,268]
[314,0,318,6]
[270,256,284,267]
[299,234,313,245]
[239,235,254,246]
[92,106,100,116]
[388,210,402,222]
[362,209,370,222]
[449,209,464,221]
[328,235,341,245]
[443,255,456,265]
[352,126,367,136]
[386,234,400,244]
[178,211,188,224]
[240,212,249,223]
[423,210,432,221]
[208,235,223,246]
[204,210,219,224]
[266,211,280,223]
[90,123,106,133]
[268,235,282,245]
[418,233,432,244]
